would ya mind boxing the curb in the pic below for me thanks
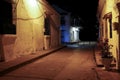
[0,45,66,76]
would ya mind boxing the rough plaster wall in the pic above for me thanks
[42,0,61,48]
[111,31,118,59]
[14,0,44,57]
[115,0,120,69]
[112,1,119,22]
[50,15,60,48]
[111,0,120,69]
[33,22,44,51]
[14,21,34,56]
[51,26,57,48]
[111,1,119,60]
[99,0,120,69]
[2,35,16,62]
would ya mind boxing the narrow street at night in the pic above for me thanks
[0,43,97,80]
[0,42,120,80]
[1,0,120,80]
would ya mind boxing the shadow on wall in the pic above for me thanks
[0,35,16,62]
[0,24,16,34]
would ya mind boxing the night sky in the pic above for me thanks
[48,0,99,25]
[48,0,99,41]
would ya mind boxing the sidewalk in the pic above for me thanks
[94,47,103,67]
[0,45,66,76]
[94,46,120,80]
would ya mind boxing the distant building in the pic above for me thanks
[52,5,71,43]
[70,16,83,42]
[52,5,83,43]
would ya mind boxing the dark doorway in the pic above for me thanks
[44,16,50,35]
[0,0,16,34]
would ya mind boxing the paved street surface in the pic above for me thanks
[0,42,120,80]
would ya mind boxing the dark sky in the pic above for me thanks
[47,0,99,27]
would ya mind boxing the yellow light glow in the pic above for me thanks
[27,0,38,7]
[106,0,113,12]
[24,0,42,18]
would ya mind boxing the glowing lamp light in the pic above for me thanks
[24,0,41,18]
[27,0,38,7]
